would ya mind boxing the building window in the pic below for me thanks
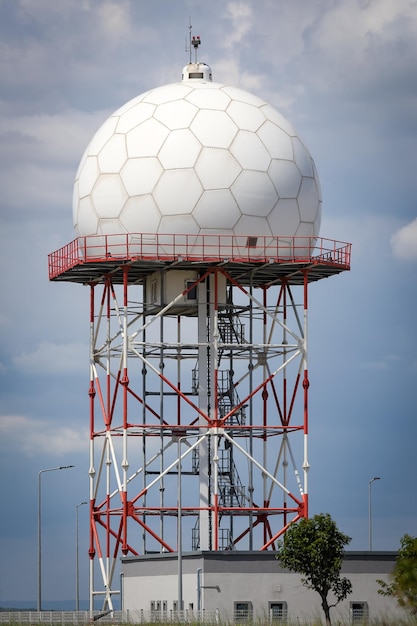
[234,601,253,622]
[269,601,287,623]
[350,602,368,623]
[185,279,197,300]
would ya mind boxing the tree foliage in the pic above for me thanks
[378,534,417,616]
[276,513,352,626]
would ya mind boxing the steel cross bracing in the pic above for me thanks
[86,264,312,611]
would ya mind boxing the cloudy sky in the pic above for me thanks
[0,0,416,609]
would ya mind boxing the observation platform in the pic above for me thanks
[48,233,351,287]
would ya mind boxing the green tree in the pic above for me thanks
[378,534,417,616]
[276,513,352,626]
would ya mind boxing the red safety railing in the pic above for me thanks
[48,233,351,280]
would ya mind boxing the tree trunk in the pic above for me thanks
[321,596,332,626]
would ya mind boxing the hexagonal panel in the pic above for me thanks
[98,218,127,235]
[98,134,127,173]
[126,118,170,158]
[116,101,156,134]
[154,99,198,129]
[297,178,320,222]
[185,86,231,110]
[159,213,199,234]
[260,104,296,136]
[267,198,300,236]
[295,221,316,237]
[158,129,202,169]
[313,161,322,200]
[268,160,302,199]
[195,148,241,189]
[77,156,99,198]
[258,121,293,160]
[142,83,192,106]
[91,174,128,218]
[232,171,278,216]
[227,100,265,131]
[234,214,273,236]
[74,150,88,180]
[230,130,271,171]
[120,196,161,233]
[190,110,238,148]
[75,196,98,235]
[121,158,163,196]
[154,169,203,215]
[193,190,241,229]
[293,137,314,177]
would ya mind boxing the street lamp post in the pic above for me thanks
[37,465,75,612]
[76,501,87,611]
[368,476,380,551]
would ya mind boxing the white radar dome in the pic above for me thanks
[73,62,322,245]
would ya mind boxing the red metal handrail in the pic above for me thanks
[48,233,352,280]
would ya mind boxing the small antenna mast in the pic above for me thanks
[187,17,201,64]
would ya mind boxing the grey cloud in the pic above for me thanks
[391,217,417,260]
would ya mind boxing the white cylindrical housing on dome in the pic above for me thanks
[182,62,212,81]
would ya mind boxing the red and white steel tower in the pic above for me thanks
[49,53,351,611]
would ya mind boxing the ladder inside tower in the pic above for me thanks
[191,310,247,550]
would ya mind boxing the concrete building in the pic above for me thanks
[121,551,404,623]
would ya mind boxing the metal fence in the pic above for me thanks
[0,609,220,624]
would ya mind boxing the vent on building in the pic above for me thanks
[350,602,369,623]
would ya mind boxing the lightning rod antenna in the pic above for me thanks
[188,17,192,64]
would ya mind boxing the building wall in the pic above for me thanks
[121,551,405,623]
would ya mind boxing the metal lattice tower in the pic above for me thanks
[49,233,351,611]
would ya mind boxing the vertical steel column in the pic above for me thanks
[198,276,210,549]
[121,268,129,556]
[88,284,96,614]
[212,270,220,551]
[302,271,310,518]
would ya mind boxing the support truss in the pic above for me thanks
[87,265,310,610]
